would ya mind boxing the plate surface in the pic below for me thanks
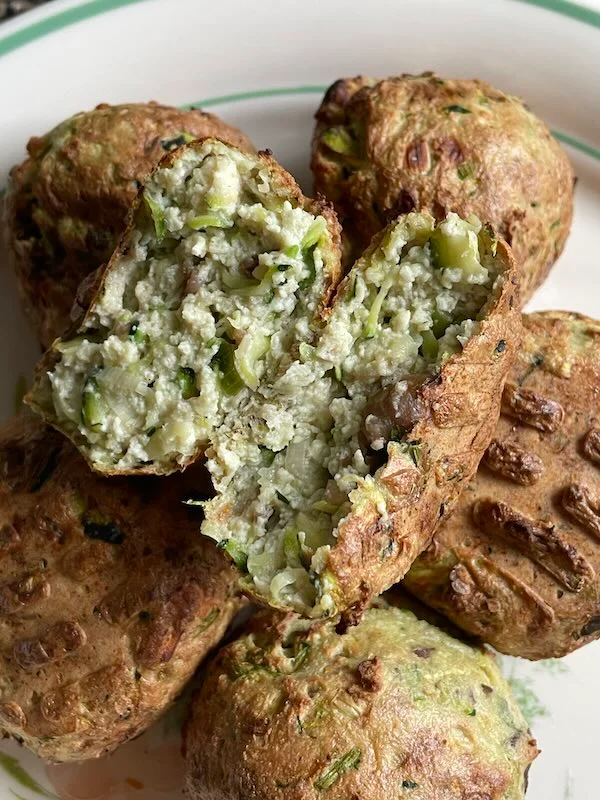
[0,0,599,797]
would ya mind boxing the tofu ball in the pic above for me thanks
[183,599,538,800]
[404,311,600,659]
[0,411,243,762]
[311,73,574,302]
[2,102,254,347]
[27,152,519,620]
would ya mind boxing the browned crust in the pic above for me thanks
[404,311,600,659]
[311,73,574,299]
[0,411,243,762]
[318,236,520,614]
[182,605,537,800]
[4,102,255,349]
[25,139,343,476]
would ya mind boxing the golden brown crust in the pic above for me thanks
[318,236,521,614]
[4,102,254,348]
[183,603,537,800]
[311,73,574,300]
[0,411,243,761]
[25,139,343,477]
[404,311,600,659]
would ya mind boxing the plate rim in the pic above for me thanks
[0,0,599,60]
[0,0,598,165]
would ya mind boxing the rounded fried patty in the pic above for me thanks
[27,156,518,619]
[3,102,254,347]
[311,72,574,302]
[184,599,537,800]
[0,411,242,761]
[404,311,600,659]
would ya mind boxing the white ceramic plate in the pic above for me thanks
[0,0,599,797]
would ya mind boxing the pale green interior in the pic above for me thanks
[201,213,503,615]
[45,141,332,470]
[38,142,503,616]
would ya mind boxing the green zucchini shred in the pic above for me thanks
[218,539,248,570]
[81,377,106,430]
[321,126,358,156]
[314,747,362,790]
[188,214,232,230]
[419,329,439,360]
[212,341,244,396]
[143,192,166,241]
[176,367,200,399]
[299,246,317,290]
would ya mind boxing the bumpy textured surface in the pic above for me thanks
[404,311,600,659]
[183,601,538,800]
[0,411,242,762]
[2,102,254,347]
[313,225,520,620]
[311,73,574,301]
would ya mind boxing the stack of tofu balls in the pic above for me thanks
[1,72,589,800]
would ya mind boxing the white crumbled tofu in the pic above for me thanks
[45,139,503,616]
[50,141,328,473]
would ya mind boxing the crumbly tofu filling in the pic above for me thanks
[40,142,503,617]
[47,141,332,470]
[201,213,504,615]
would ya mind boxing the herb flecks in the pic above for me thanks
[518,352,545,385]
[176,366,200,399]
[314,748,362,791]
[444,105,471,114]
[389,426,408,443]
[292,642,310,671]
[195,608,219,636]
[457,162,475,180]
[161,131,196,151]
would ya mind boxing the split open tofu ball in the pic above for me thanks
[28,140,519,618]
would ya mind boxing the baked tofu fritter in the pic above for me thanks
[405,311,600,659]
[3,102,254,347]
[27,165,519,618]
[311,73,574,301]
[183,601,538,800]
[0,412,242,762]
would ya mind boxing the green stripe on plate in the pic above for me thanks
[554,131,600,161]
[184,85,330,108]
[0,0,599,59]
[0,1,597,163]
[0,0,147,57]
[514,0,600,27]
